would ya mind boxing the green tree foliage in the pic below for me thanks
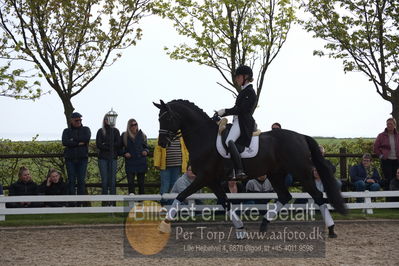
[302,0,399,124]
[150,0,296,101]
[0,0,149,124]
[0,62,43,100]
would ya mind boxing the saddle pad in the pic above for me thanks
[216,134,259,159]
[218,118,261,136]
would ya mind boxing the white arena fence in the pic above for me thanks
[1,191,399,221]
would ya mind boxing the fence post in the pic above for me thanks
[364,190,373,215]
[0,195,5,221]
[339,147,347,181]
[307,198,315,217]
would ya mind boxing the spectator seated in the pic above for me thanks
[349,153,381,202]
[7,166,40,208]
[245,175,273,205]
[38,169,68,207]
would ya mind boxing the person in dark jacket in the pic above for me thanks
[62,112,91,196]
[7,166,39,208]
[121,119,149,194]
[216,65,257,180]
[350,153,381,202]
[96,113,121,198]
[39,169,68,207]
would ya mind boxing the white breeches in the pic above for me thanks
[225,116,240,146]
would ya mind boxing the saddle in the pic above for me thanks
[216,118,261,159]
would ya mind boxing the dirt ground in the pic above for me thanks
[0,220,398,266]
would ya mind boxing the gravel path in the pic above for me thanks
[1,220,398,266]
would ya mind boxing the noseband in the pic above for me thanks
[158,128,181,144]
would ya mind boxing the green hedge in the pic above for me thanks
[0,137,378,195]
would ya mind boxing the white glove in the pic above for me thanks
[217,109,226,116]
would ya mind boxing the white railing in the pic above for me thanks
[1,191,399,221]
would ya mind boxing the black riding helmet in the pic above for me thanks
[235,65,253,79]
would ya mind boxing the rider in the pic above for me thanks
[217,65,257,180]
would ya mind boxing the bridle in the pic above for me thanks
[158,110,182,144]
[158,128,182,144]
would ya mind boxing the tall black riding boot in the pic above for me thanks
[227,140,247,180]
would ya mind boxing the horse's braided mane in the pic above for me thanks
[169,99,212,121]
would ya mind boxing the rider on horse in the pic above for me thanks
[217,65,257,180]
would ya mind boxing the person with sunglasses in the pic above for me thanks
[121,119,149,195]
[62,112,91,200]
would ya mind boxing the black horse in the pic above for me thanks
[154,99,346,236]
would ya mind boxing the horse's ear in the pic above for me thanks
[160,100,166,107]
[153,102,162,109]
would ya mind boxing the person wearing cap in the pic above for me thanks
[216,65,257,180]
[62,112,91,197]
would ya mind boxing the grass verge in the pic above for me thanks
[0,209,398,227]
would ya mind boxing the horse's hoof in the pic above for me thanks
[158,220,171,234]
[236,228,247,240]
[259,218,269,232]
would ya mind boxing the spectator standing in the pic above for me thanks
[350,153,381,202]
[121,119,149,195]
[374,117,399,190]
[62,112,91,197]
[7,166,39,208]
[96,113,121,200]
[154,135,189,200]
[39,169,68,207]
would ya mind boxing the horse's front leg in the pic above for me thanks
[209,181,247,240]
[159,177,205,233]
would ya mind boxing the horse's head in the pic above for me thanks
[153,100,181,148]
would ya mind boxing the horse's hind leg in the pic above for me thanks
[302,177,336,237]
[209,180,247,240]
[260,172,292,232]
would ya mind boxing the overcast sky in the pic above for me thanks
[0,15,392,141]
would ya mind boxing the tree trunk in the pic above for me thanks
[61,97,75,128]
[391,91,399,130]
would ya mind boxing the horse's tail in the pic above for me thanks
[305,135,347,215]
